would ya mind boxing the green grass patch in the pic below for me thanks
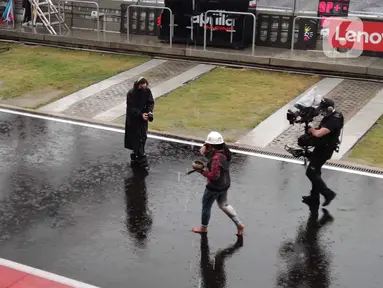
[347,116,383,167]
[150,67,320,141]
[0,43,149,101]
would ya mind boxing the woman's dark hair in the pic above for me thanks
[211,143,231,162]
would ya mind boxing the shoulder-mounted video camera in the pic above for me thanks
[286,86,322,127]
[287,105,319,126]
[284,87,323,163]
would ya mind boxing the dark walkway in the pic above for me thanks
[0,111,382,288]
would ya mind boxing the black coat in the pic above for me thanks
[124,82,154,150]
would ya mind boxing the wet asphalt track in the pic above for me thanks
[0,111,382,288]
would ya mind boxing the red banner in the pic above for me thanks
[329,20,383,52]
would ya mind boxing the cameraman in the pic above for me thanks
[302,98,344,210]
[124,76,154,170]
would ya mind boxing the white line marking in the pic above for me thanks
[0,257,101,288]
[0,107,382,179]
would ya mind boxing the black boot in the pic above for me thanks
[322,189,336,207]
[130,153,138,166]
[137,155,150,171]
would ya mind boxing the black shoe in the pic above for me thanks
[136,155,149,170]
[143,164,150,171]
[130,153,138,165]
[322,190,336,207]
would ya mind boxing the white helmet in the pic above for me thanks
[205,131,224,145]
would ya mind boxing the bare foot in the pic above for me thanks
[236,224,245,236]
[192,226,208,233]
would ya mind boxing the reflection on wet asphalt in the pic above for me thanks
[276,209,333,288]
[124,168,152,249]
[199,234,243,288]
[0,112,382,288]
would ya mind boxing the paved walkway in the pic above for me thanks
[236,78,343,148]
[38,59,383,161]
[335,89,383,159]
[39,59,167,113]
[237,78,383,159]
[39,59,215,121]
[23,51,383,161]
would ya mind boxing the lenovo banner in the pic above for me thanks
[329,19,383,53]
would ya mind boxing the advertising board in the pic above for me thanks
[159,0,254,49]
[328,19,383,53]
[317,0,350,27]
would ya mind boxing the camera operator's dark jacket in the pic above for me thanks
[202,145,231,192]
[314,111,344,153]
[124,81,154,150]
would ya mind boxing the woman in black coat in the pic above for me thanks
[124,77,154,169]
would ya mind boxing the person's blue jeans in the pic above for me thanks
[201,187,242,228]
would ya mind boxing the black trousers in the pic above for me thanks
[305,148,334,203]
[22,0,32,22]
[130,137,148,166]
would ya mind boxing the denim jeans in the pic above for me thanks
[201,187,241,227]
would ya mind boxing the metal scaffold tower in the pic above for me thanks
[29,0,69,35]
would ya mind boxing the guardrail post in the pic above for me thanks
[58,0,100,32]
[127,5,130,42]
[126,5,173,48]
[97,5,100,32]
[58,1,61,34]
[203,10,256,56]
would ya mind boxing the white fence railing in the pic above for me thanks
[126,4,174,48]
[203,10,257,55]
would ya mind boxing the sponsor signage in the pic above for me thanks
[191,12,236,32]
[328,19,383,52]
[318,0,349,16]
[160,0,252,49]
[295,19,318,50]
[317,0,350,27]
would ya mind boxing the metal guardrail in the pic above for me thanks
[290,15,352,52]
[203,10,257,56]
[351,10,383,18]
[58,0,100,32]
[126,4,173,48]
[137,0,164,3]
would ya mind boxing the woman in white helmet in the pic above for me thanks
[192,131,245,235]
